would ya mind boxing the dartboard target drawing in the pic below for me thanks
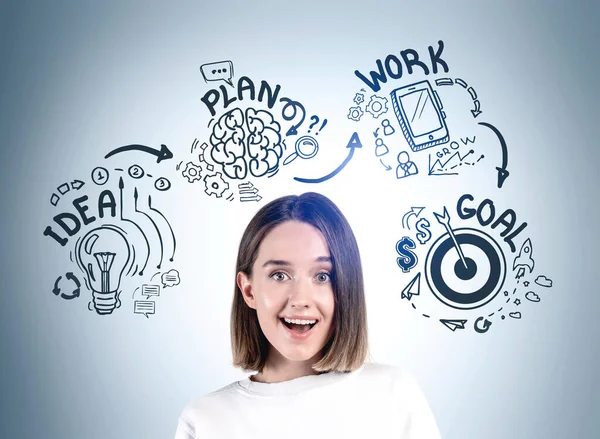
[425,228,506,310]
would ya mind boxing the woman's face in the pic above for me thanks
[237,220,335,365]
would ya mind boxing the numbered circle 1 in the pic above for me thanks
[128,164,145,179]
[425,228,506,310]
[154,177,171,191]
[91,167,109,185]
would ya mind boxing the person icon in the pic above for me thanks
[396,151,418,179]
[381,118,395,136]
[375,138,389,157]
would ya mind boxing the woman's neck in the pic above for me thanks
[250,351,324,383]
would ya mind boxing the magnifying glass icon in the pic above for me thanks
[283,136,319,165]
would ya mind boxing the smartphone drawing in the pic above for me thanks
[390,80,449,152]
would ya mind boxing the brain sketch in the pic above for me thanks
[209,108,283,179]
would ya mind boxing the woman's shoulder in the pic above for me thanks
[178,380,242,419]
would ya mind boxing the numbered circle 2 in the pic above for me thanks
[425,228,506,310]
[128,164,145,179]
[91,167,109,185]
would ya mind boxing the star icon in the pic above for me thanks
[514,298,521,306]
[524,281,530,287]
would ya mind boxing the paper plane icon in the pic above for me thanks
[440,319,467,331]
[401,273,421,300]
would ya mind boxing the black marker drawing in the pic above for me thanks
[74,224,133,315]
[427,207,506,310]
[91,167,109,185]
[52,272,82,300]
[415,218,432,245]
[283,136,319,165]
[294,132,362,184]
[280,98,307,136]
[381,118,395,136]
[365,95,389,119]
[209,107,283,179]
[134,189,163,269]
[401,272,421,300]
[434,77,482,118]
[390,80,449,151]
[514,298,521,305]
[307,115,327,135]
[474,317,492,333]
[375,138,389,157]
[200,60,234,87]
[380,158,391,171]
[478,122,509,188]
[162,269,181,288]
[347,106,364,122]
[50,180,85,206]
[428,139,483,176]
[141,284,160,299]
[509,312,522,319]
[402,207,425,230]
[105,144,174,164]
[119,177,150,275]
[134,300,155,318]
[204,172,230,198]
[154,177,171,191]
[396,236,418,273]
[513,238,534,280]
[238,181,262,202]
[440,319,467,331]
[182,162,203,183]
[354,41,449,93]
[148,195,176,263]
[128,164,145,179]
[535,275,552,288]
[456,194,528,254]
[525,291,541,303]
[396,151,418,179]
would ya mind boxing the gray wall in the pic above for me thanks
[1,1,598,438]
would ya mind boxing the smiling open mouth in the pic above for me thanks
[280,318,317,333]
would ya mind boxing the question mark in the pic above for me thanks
[308,116,319,133]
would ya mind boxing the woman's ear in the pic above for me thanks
[237,271,256,309]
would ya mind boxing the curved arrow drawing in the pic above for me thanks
[478,122,509,188]
[294,132,362,184]
[105,144,173,163]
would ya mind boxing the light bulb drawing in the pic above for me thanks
[75,225,134,315]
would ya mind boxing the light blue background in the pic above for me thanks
[1,1,598,438]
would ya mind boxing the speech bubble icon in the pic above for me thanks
[161,269,181,288]
[141,284,160,299]
[134,300,155,318]
[200,60,234,86]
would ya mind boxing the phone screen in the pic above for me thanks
[399,88,442,137]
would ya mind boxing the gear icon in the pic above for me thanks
[353,93,365,105]
[204,172,229,198]
[347,106,364,122]
[366,95,388,119]
[182,162,203,183]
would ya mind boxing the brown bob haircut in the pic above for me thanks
[230,192,369,373]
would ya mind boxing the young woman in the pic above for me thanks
[174,192,441,438]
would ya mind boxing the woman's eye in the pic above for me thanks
[271,272,288,281]
[316,272,331,283]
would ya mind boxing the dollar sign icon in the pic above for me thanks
[415,218,432,245]
[396,236,418,273]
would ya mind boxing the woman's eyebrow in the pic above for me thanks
[262,256,331,268]
[262,259,290,268]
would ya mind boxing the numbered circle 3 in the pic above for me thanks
[425,228,506,310]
